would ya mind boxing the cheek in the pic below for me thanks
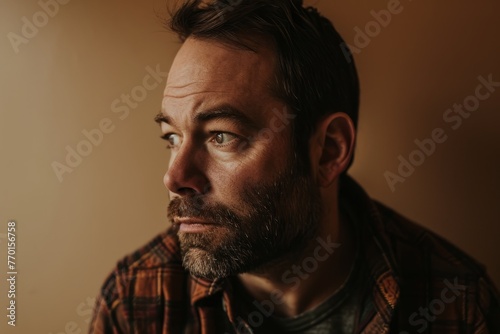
[209,160,249,193]
[207,130,292,200]
[208,152,283,202]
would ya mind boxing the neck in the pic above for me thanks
[236,188,356,317]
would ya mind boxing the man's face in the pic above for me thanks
[160,37,322,280]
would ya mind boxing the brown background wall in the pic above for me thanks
[0,0,499,332]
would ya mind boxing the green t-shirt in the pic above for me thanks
[220,197,372,334]
[229,252,367,334]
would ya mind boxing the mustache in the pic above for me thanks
[167,196,240,227]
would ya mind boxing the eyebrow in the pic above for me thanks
[154,105,260,130]
[154,113,172,124]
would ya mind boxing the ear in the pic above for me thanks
[311,112,356,187]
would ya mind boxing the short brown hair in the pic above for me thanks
[167,0,360,171]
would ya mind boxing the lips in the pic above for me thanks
[174,217,216,233]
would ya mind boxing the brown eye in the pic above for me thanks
[213,132,237,145]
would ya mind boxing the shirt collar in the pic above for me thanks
[185,175,402,328]
[339,175,401,321]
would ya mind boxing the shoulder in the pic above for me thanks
[372,201,500,332]
[100,226,186,302]
[89,227,189,333]
[117,227,183,269]
[341,175,491,280]
[374,200,488,278]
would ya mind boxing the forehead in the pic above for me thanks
[163,37,279,120]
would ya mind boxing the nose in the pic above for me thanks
[163,142,210,196]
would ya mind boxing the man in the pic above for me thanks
[90,0,500,333]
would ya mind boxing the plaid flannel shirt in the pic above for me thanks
[89,176,500,333]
